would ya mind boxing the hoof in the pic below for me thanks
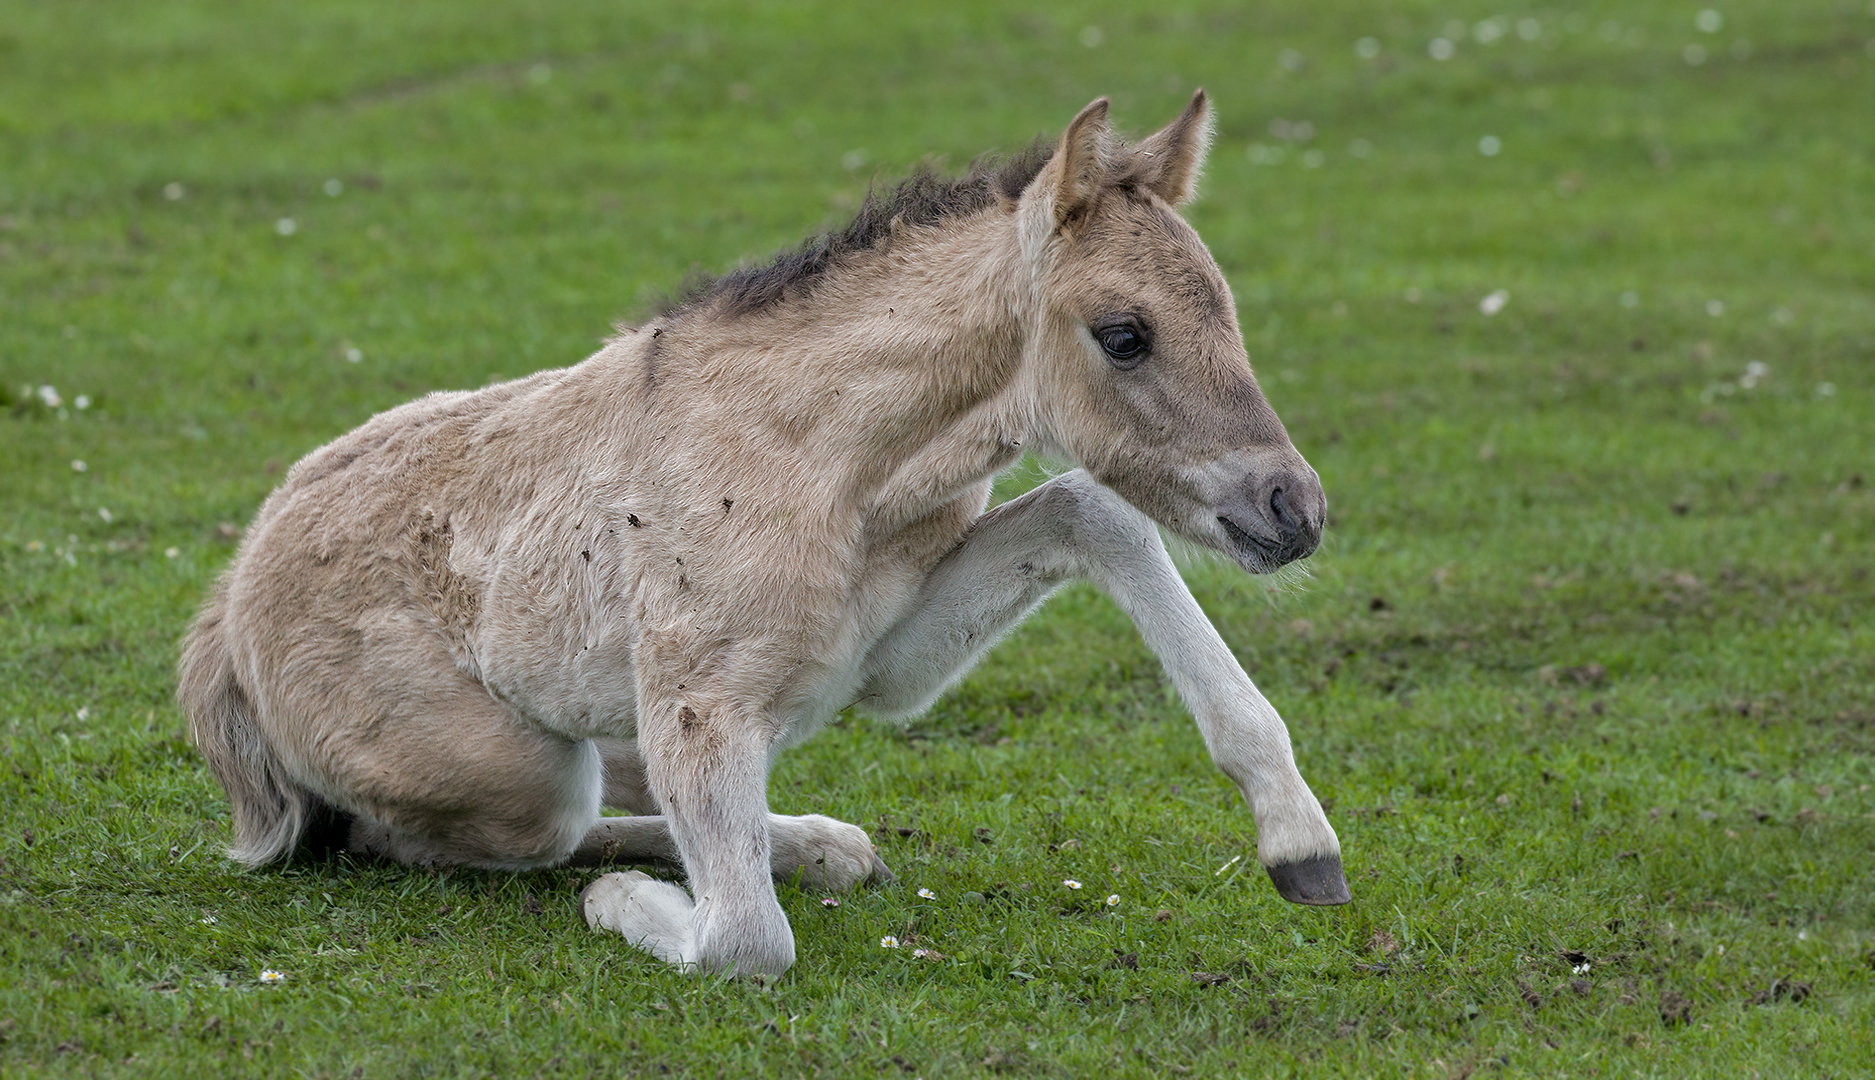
[577,878,606,927]
[580,871,699,966]
[1265,854,1352,906]
[772,815,892,892]
[579,869,654,931]
[868,848,897,886]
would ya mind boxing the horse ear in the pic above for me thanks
[1135,89,1213,205]
[1048,97,1112,229]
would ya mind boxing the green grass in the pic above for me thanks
[4,1,1873,1075]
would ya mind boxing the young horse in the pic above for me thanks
[178,92,1348,977]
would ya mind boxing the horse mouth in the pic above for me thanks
[1217,513,1295,572]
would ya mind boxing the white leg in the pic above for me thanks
[855,470,1348,904]
[571,812,891,891]
[627,696,796,976]
[767,813,895,890]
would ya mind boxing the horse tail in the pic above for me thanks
[178,584,343,865]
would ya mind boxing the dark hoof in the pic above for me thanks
[868,849,898,886]
[576,879,603,923]
[1266,854,1352,906]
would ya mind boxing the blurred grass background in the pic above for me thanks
[2,1,1872,1076]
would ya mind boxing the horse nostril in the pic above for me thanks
[1269,486,1298,534]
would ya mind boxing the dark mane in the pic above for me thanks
[660,140,1055,320]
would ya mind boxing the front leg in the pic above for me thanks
[585,737,892,889]
[583,681,795,976]
[855,470,1349,905]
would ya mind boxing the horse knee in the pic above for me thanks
[585,872,795,977]
[1035,470,1162,558]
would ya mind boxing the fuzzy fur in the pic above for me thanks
[178,91,1344,977]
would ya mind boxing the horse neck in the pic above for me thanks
[710,210,1039,523]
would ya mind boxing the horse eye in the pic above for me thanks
[1095,321,1148,368]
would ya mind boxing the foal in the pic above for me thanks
[179,92,1348,977]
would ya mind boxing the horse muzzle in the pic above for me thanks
[1215,464,1324,569]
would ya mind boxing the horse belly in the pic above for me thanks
[467,525,645,742]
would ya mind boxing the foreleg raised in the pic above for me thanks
[853,470,1349,905]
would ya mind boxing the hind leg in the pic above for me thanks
[585,738,890,889]
[292,639,604,871]
[570,812,891,890]
[339,730,601,870]
[595,737,660,815]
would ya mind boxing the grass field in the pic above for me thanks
[3,1,1873,1075]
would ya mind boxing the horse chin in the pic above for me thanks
[1227,548,1288,576]
[1211,514,1290,575]
[1163,517,1284,577]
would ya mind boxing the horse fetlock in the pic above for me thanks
[770,814,892,892]
[1248,787,1341,866]
[1249,791,1349,906]
[693,896,796,977]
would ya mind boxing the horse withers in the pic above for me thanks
[178,91,1346,978]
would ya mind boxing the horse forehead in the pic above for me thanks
[1079,196,1229,314]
